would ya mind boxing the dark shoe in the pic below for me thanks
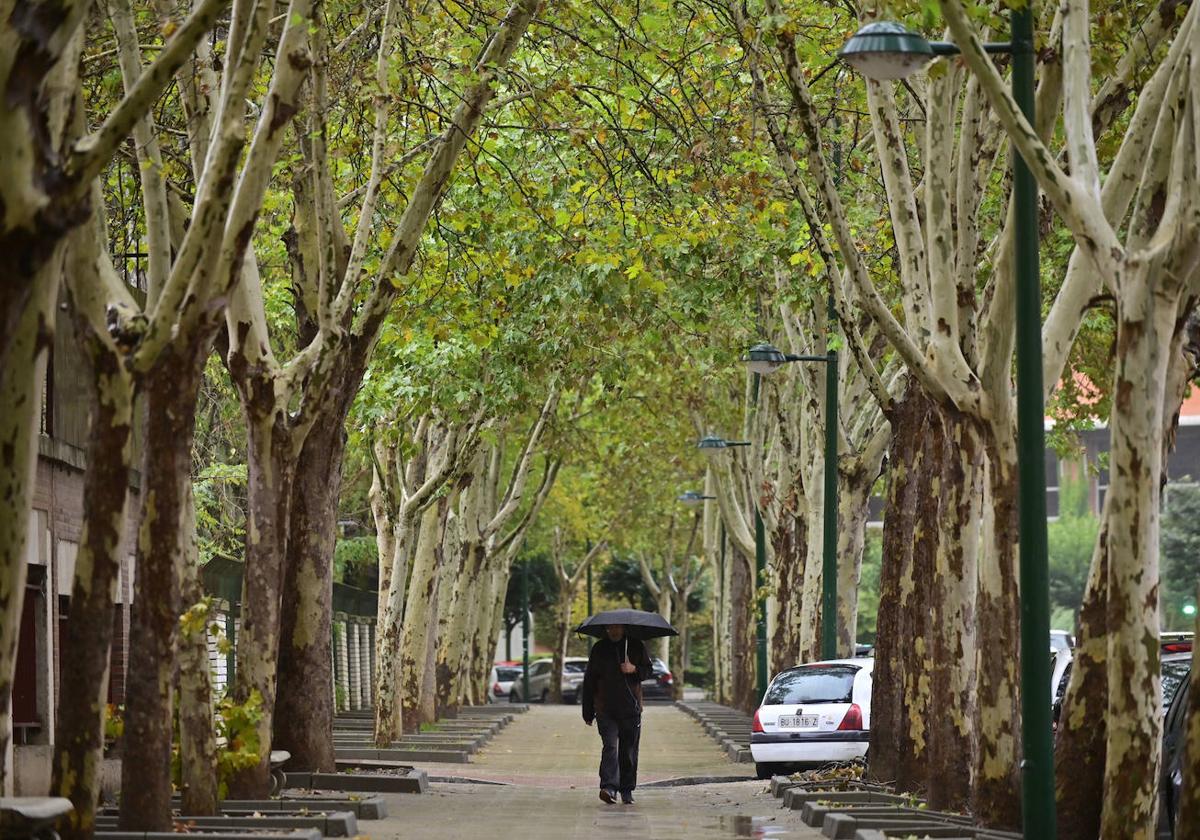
[599,789,617,804]
[621,792,634,804]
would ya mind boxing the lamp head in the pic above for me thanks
[697,435,728,458]
[838,21,934,80]
[677,490,708,508]
[744,342,788,376]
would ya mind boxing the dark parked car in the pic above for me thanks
[1158,652,1192,839]
[641,657,674,701]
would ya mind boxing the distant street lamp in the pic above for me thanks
[697,434,751,455]
[698,434,768,701]
[838,13,1055,839]
[744,342,839,662]
[677,490,717,508]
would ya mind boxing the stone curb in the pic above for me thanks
[98,830,321,840]
[97,812,357,837]
[639,775,757,787]
[675,700,754,764]
[285,769,430,794]
[160,797,388,820]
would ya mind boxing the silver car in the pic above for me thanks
[562,657,588,703]
[508,659,554,702]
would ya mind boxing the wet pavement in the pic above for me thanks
[368,704,824,839]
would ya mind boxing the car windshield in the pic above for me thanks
[1163,659,1191,709]
[495,667,521,681]
[765,665,859,705]
[563,662,587,673]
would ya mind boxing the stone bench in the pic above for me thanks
[0,798,73,840]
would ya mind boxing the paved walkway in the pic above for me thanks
[369,704,824,839]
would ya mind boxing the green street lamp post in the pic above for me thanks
[744,342,840,662]
[698,435,769,700]
[839,16,1055,839]
[522,557,531,702]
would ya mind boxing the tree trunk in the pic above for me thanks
[418,593,440,726]
[769,512,806,677]
[925,403,979,813]
[1055,503,1110,840]
[274,410,347,771]
[52,304,133,839]
[228,410,296,798]
[552,585,572,703]
[373,508,416,745]
[1100,278,1174,838]
[868,385,938,792]
[0,259,59,794]
[715,532,733,705]
[178,497,218,817]
[796,453,827,661]
[672,590,691,700]
[836,458,882,655]
[400,503,444,732]
[972,422,1022,828]
[729,549,757,713]
[433,514,462,718]
[438,535,484,715]
[120,355,201,830]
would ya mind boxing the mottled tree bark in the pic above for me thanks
[274,398,350,771]
[973,424,1022,828]
[925,404,979,813]
[868,386,937,792]
[1099,282,1176,837]
[400,503,447,731]
[836,452,885,655]
[178,496,218,817]
[1055,510,1110,840]
[120,356,201,830]
[52,253,134,838]
[0,255,60,795]
[227,409,296,799]
[768,512,805,677]
[729,549,757,714]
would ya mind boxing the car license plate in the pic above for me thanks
[778,714,818,728]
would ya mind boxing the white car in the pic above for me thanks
[487,663,523,703]
[1050,646,1072,705]
[750,658,873,780]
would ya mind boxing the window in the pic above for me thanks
[496,667,522,681]
[563,662,587,673]
[1163,658,1191,710]
[765,665,859,705]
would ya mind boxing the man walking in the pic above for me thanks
[581,624,654,804]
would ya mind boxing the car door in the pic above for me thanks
[531,660,550,695]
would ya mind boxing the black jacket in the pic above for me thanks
[581,636,654,723]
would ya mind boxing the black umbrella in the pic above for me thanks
[574,608,679,640]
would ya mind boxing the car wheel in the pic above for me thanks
[755,762,777,781]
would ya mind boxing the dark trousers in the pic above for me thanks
[596,714,641,792]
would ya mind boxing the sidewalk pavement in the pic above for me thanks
[366,704,824,838]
